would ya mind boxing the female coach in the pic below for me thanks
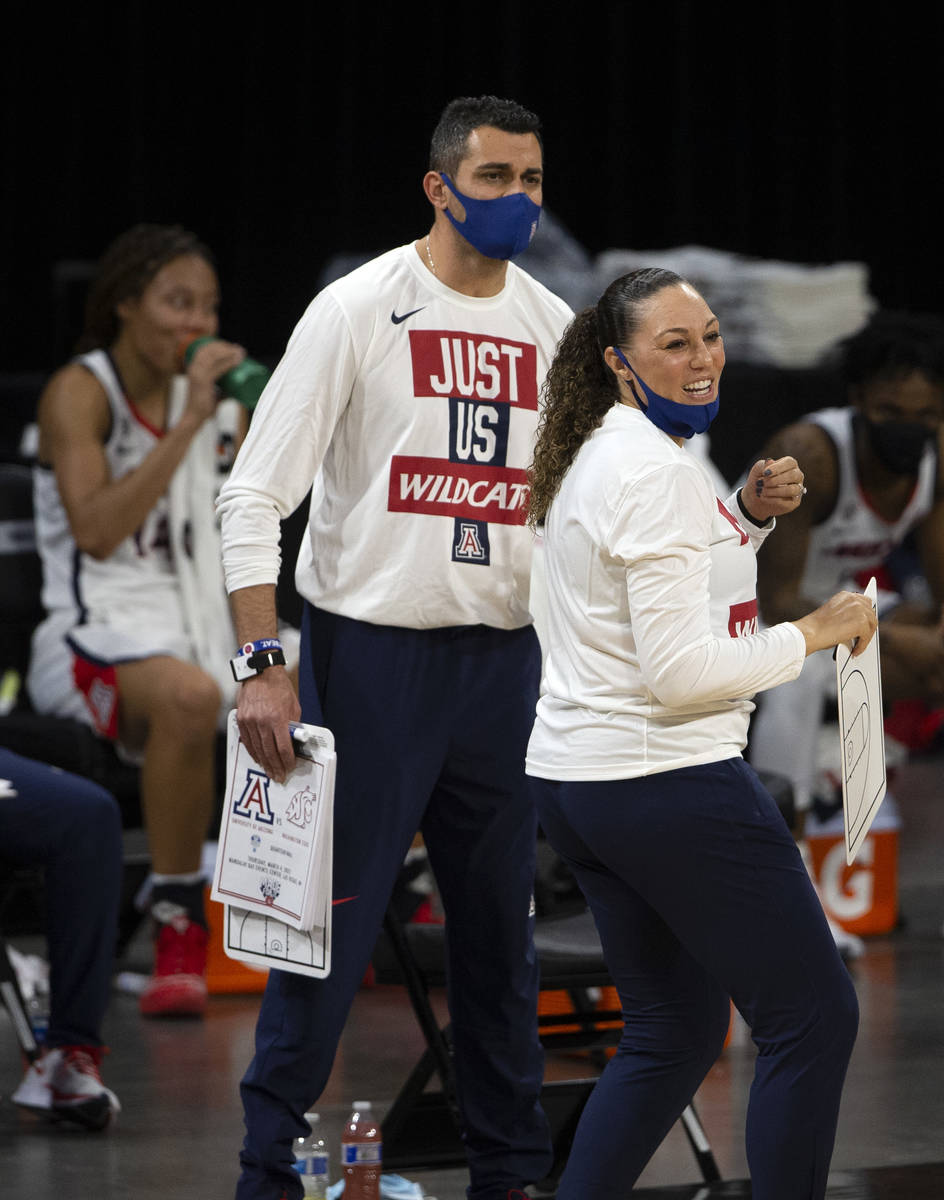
[525,268,876,1200]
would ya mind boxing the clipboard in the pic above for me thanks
[221,897,332,980]
[835,577,886,865]
[211,711,334,977]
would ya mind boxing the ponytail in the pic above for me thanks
[527,307,616,526]
[527,267,686,527]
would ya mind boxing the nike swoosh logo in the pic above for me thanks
[391,307,425,325]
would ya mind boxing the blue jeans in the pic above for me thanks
[236,607,551,1200]
[532,757,858,1200]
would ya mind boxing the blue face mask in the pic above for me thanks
[441,174,541,260]
[612,346,719,439]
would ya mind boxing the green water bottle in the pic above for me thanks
[183,335,270,410]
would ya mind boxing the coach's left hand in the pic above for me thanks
[740,456,806,523]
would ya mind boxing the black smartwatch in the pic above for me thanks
[230,639,286,682]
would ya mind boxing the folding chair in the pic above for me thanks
[0,925,42,1064]
[375,905,721,1189]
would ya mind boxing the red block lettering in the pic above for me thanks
[728,599,758,638]
[409,330,537,409]
[388,455,529,525]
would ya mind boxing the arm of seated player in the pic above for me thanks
[879,622,944,703]
[880,452,944,700]
[40,365,215,560]
[911,440,944,612]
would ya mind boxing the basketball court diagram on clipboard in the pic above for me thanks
[223,902,331,979]
[835,577,886,865]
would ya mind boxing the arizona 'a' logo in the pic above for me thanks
[455,522,486,560]
[453,518,490,564]
[233,768,275,825]
[87,678,117,731]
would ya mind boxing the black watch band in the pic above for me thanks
[230,647,287,682]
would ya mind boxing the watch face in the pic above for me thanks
[231,647,286,682]
[231,653,256,682]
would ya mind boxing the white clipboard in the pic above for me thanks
[221,897,332,980]
[835,577,886,865]
[212,711,334,977]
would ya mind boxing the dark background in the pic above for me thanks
[3,3,942,458]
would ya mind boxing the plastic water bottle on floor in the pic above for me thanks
[26,991,49,1045]
[341,1100,382,1200]
[294,1111,329,1198]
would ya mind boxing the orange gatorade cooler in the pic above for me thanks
[204,887,269,994]
[804,793,900,936]
[199,845,268,994]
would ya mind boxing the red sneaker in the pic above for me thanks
[139,914,208,1017]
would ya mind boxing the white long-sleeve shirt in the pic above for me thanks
[526,404,806,780]
[217,244,572,630]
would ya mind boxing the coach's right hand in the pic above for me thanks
[792,590,878,658]
[236,667,301,783]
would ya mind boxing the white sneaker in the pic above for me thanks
[12,1046,120,1131]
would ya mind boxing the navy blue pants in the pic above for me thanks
[0,748,121,1047]
[237,607,550,1200]
[532,758,858,1200]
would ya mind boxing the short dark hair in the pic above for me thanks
[838,309,944,391]
[429,95,543,178]
[76,223,216,353]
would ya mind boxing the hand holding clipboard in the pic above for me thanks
[211,711,334,978]
[834,578,886,865]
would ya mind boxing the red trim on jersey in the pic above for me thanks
[124,393,166,438]
[716,498,749,546]
[72,653,120,740]
[856,478,918,525]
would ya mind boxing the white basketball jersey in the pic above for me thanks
[32,350,178,626]
[801,407,937,603]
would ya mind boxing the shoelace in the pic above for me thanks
[156,921,202,975]
[60,1045,106,1075]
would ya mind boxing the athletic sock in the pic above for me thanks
[150,876,207,930]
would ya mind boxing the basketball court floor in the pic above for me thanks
[2,750,942,1198]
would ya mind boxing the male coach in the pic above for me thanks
[217,95,573,1200]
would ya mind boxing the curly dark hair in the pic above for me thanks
[429,95,542,177]
[75,223,216,353]
[527,268,684,527]
[837,309,944,391]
